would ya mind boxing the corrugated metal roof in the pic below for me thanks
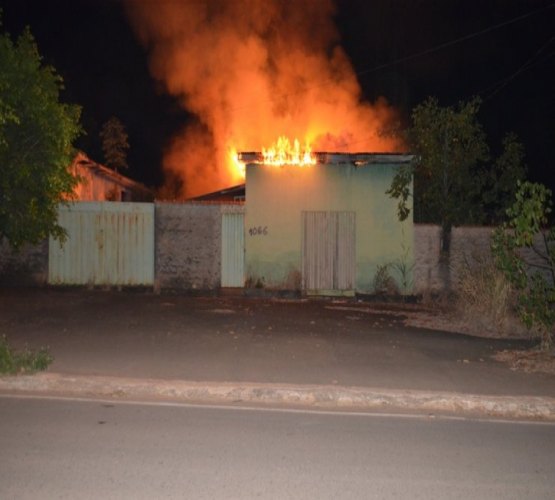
[187,184,245,202]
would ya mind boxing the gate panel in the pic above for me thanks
[303,211,332,290]
[221,213,244,287]
[335,211,356,290]
[48,202,154,285]
[302,211,355,293]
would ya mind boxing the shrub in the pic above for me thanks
[0,335,53,375]
[492,181,555,350]
[373,264,399,295]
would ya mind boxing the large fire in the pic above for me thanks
[125,0,403,198]
[262,136,316,166]
[229,136,316,179]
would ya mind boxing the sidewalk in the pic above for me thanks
[1,288,554,420]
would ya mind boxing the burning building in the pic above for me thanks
[239,152,414,295]
[123,0,414,294]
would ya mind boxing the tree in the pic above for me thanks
[388,97,527,255]
[483,132,528,223]
[99,116,129,172]
[492,181,555,350]
[0,23,81,250]
[387,97,490,255]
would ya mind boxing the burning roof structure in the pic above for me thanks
[238,151,413,167]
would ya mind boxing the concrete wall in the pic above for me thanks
[413,225,552,294]
[413,225,494,294]
[2,202,549,295]
[155,203,223,290]
[0,202,243,291]
[245,161,413,293]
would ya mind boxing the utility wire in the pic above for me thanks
[479,36,555,102]
[232,2,554,112]
[291,3,554,149]
[319,31,555,151]
[354,3,554,79]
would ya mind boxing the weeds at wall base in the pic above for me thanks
[0,335,53,375]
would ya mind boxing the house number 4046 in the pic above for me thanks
[249,226,268,236]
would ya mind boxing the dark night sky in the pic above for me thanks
[1,0,554,192]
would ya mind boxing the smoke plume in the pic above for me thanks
[125,0,402,198]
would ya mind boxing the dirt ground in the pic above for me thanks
[324,297,555,375]
[379,301,555,375]
[1,287,553,376]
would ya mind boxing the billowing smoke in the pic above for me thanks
[125,0,402,198]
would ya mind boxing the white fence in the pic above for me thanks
[48,202,155,286]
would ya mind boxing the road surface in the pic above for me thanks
[1,396,554,499]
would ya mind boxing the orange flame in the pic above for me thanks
[261,136,316,166]
[228,147,245,179]
[125,0,404,198]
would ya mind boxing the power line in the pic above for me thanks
[354,3,554,79]
[232,2,554,112]
[479,36,554,102]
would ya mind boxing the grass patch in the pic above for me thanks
[453,252,542,340]
[457,253,515,333]
[0,335,53,375]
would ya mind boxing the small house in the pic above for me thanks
[70,152,153,202]
[242,153,414,295]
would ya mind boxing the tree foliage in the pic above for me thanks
[99,116,129,172]
[0,23,81,249]
[483,132,528,223]
[387,97,526,253]
[492,181,555,350]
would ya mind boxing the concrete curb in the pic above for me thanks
[1,372,554,421]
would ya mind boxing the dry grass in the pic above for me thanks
[454,253,534,338]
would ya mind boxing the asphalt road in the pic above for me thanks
[1,396,554,499]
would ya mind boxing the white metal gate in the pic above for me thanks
[48,202,155,286]
[302,211,355,293]
[221,212,244,287]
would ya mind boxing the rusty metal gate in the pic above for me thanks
[221,212,244,287]
[48,202,155,286]
[302,211,356,294]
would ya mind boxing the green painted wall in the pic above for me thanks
[245,159,413,293]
